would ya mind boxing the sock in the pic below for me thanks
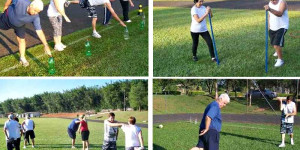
[291,138,294,144]
[93,30,97,33]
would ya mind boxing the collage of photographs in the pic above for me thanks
[0,0,299,150]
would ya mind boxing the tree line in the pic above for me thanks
[0,80,148,114]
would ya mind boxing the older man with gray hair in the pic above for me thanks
[3,114,22,150]
[191,93,230,150]
[0,0,53,67]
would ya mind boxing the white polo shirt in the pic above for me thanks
[121,124,142,147]
[4,120,21,140]
[190,5,208,33]
[47,0,65,17]
[23,119,34,131]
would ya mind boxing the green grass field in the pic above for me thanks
[0,118,148,149]
[153,7,300,77]
[153,121,300,150]
[88,111,148,124]
[153,95,300,115]
[0,8,148,76]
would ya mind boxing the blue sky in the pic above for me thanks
[0,79,123,102]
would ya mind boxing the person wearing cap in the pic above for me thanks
[78,114,89,150]
[3,114,22,150]
[190,93,230,150]
[67,114,81,149]
[278,96,297,147]
[0,0,53,67]
[22,115,35,148]
[264,0,289,67]
[64,0,127,38]
[106,116,145,150]
[102,112,119,150]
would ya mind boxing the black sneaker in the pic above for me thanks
[193,56,198,61]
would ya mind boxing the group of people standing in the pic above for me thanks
[0,0,135,66]
[190,0,289,67]
[67,113,144,150]
[3,114,36,150]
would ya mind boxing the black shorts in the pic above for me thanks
[102,140,117,150]
[67,128,76,139]
[196,129,220,150]
[24,130,35,139]
[81,130,90,141]
[87,1,97,18]
[269,28,288,47]
[0,10,26,38]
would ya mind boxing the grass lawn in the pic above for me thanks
[153,7,300,77]
[0,8,148,76]
[88,111,148,124]
[153,121,300,150]
[0,118,148,149]
[153,95,300,115]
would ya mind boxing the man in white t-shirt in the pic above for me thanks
[278,96,297,147]
[264,0,289,67]
[65,0,126,38]
[22,116,36,148]
[102,112,119,150]
[4,114,22,150]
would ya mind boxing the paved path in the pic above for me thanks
[0,0,148,58]
[154,113,300,126]
[154,0,300,10]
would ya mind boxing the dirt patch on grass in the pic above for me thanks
[42,112,85,118]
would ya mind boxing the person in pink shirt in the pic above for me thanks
[78,114,89,150]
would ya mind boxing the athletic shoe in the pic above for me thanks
[64,1,70,7]
[92,32,101,38]
[71,146,76,149]
[193,56,198,61]
[273,52,278,57]
[23,146,26,149]
[212,58,217,62]
[279,143,285,147]
[20,57,29,67]
[125,20,132,23]
[291,140,294,145]
[60,43,67,49]
[54,44,64,51]
[32,145,35,148]
[274,59,284,67]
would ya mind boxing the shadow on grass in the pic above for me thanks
[36,144,124,149]
[220,131,280,146]
[153,144,167,150]
[26,51,48,70]
[0,32,19,61]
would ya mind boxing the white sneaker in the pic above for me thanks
[60,43,67,49]
[279,143,285,147]
[20,57,29,67]
[291,140,294,145]
[92,32,101,38]
[54,44,64,51]
[126,20,132,23]
[273,52,278,57]
[23,146,26,149]
[274,59,284,67]
[32,145,35,148]
[71,146,76,148]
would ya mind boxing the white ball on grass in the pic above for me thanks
[159,124,163,128]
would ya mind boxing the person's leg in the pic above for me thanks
[200,31,215,59]
[281,134,286,144]
[274,45,282,59]
[92,18,97,32]
[16,138,21,150]
[72,139,76,147]
[103,6,112,25]
[31,131,35,147]
[16,36,26,59]
[190,147,203,150]
[123,1,129,21]
[82,141,85,150]
[7,141,13,150]
[191,32,200,60]
[119,0,128,21]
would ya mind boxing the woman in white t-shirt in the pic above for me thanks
[278,96,297,147]
[190,0,215,62]
[47,0,71,51]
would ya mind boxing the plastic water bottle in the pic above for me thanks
[124,27,129,40]
[140,13,145,30]
[85,39,92,56]
[48,57,55,75]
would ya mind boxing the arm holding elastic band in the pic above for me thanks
[54,0,71,22]
[264,1,287,17]
[3,0,12,11]
[193,6,211,23]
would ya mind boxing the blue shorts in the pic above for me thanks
[67,128,76,139]
[196,129,220,150]
[280,122,294,135]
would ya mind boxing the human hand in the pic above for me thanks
[44,45,52,57]
[64,16,71,23]
[199,129,208,136]
[264,5,269,11]
[130,2,134,7]
[120,21,126,27]
[64,1,70,7]
[285,114,290,118]
[206,6,211,14]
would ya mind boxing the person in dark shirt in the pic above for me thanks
[0,0,53,67]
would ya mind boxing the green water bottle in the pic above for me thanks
[124,27,129,40]
[140,13,145,30]
[85,39,92,56]
[48,57,55,75]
